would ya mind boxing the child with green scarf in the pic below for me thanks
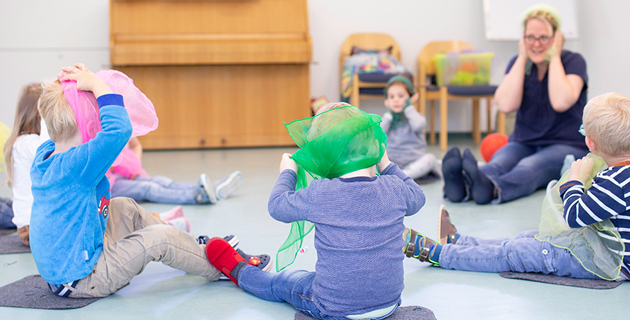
[205,103,426,319]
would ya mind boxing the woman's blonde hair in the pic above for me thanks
[583,93,630,156]
[4,83,42,187]
[38,80,77,143]
[523,9,560,34]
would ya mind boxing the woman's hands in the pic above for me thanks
[518,36,527,59]
[548,30,564,60]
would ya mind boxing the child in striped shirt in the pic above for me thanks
[402,93,630,281]
[560,92,630,279]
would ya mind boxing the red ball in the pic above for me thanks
[480,133,508,162]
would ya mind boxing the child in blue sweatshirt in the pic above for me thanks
[29,64,266,298]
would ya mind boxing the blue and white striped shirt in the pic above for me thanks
[560,165,630,276]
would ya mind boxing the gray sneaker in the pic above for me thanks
[195,173,217,204]
[214,171,243,200]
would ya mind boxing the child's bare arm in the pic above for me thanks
[128,137,143,160]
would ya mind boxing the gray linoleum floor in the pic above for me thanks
[0,136,627,319]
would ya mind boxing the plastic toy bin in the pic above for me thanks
[432,51,494,86]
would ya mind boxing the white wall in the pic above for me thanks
[1,0,628,134]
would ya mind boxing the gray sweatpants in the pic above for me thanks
[69,197,221,298]
[402,153,437,180]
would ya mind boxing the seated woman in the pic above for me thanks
[442,4,589,204]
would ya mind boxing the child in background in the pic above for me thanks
[108,137,243,205]
[206,104,426,319]
[0,122,13,229]
[403,93,630,281]
[3,83,48,243]
[381,75,438,181]
[29,64,269,297]
[2,84,187,245]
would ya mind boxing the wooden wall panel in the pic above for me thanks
[111,0,311,149]
[122,64,310,149]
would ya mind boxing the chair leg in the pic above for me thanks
[429,100,436,145]
[351,73,359,108]
[497,112,506,135]
[472,98,481,144]
[486,98,492,135]
[439,88,448,151]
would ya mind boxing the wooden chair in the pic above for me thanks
[340,33,406,108]
[417,41,505,151]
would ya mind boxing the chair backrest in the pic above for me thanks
[417,41,474,86]
[340,33,401,75]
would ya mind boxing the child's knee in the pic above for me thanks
[504,239,554,273]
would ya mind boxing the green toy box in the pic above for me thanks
[432,51,494,86]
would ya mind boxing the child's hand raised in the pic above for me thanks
[280,153,298,173]
[58,63,112,98]
[569,157,595,184]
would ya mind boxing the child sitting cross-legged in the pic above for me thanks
[381,75,438,181]
[30,63,270,298]
[403,93,630,281]
[205,103,426,319]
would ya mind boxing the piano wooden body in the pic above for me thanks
[110,0,312,149]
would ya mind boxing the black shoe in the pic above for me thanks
[462,149,494,204]
[442,147,467,202]
[198,234,239,248]
[236,249,273,272]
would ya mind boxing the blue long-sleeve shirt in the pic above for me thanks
[30,94,132,285]
[268,163,425,317]
[560,164,630,276]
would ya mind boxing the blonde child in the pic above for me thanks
[29,64,268,297]
[3,84,188,245]
[205,103,426,319]
[403,93,630,281]
[381,75,438,180]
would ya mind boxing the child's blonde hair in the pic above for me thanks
[38,81,78,143]
[583,93,630,156]
[309,102,356,141]
[4,83,43,187]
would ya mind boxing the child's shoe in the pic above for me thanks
[160,206,184,221]
[236,248,273,272]
[402,227,440,266]
[214,171,243,200]
[437,205,458,245]
[167,217,190,233]
[216,249,272,280]
[198,234,239,248]
[205,237,249,285]
[194,173,218,204]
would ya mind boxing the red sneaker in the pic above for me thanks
[205,237,247,285]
